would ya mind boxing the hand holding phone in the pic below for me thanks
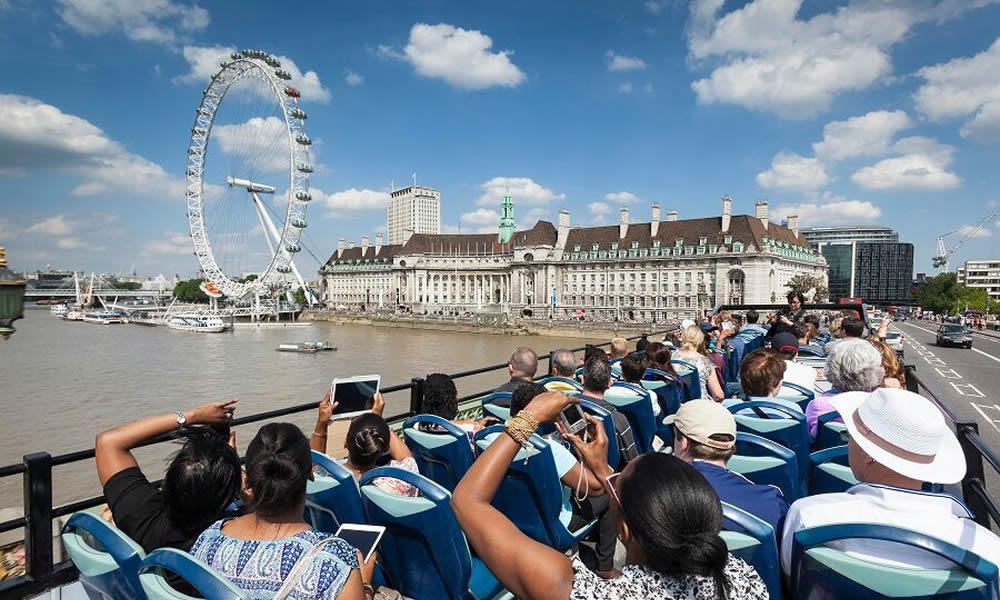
[559,404,588,436]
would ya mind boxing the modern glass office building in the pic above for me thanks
[812,227,913,305]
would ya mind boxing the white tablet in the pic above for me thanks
[330,375,381,420]
[335,523,386,564]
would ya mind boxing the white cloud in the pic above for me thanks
[588,201,610,216]
[394,23,526,90]
[617,82,633,94]
[958,224,992,238]
[645,1,664,15]
[812,110,913,160]
[26,215,73,235]
[606,51,648,72]
[772,194,882,226]
[345,69,363,86]
[756,152,829,190]
[141,232,193,257]
[603,191,639,204]
[0,94,192,202]
[174,45,331,103]
[517,207,550,230]
[461,208,500,225]
[476,176,565,207]
[57,0,209,45]
[851,136,960,190]
[686,1,995,118]
[212,116,288,173]
[316,187,390,216]
[914,38,1000,141]
[57,237,85,249]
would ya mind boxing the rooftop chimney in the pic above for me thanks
[337,238,345,258]
[361,235,369,256]
[348,240,355,249]
[556,208,571,252]
[558,208,570,229]
[787,215,799,238]
[375,232,383,254]
[721,195,732,233]
[651,204,661,237]
[619,207,629,239]
[755,200,769,230]
[666,210,678,222]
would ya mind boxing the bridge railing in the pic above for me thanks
[0,329,670,598]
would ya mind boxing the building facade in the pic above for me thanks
[386,185,441,245]
[854,242,914,305]
[321,198,828,320]
[957,260,1000,302]
[801,226,898,246]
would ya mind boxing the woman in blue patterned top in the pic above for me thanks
[190,423,376,599]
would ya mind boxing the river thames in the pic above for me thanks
[0,307,594,512]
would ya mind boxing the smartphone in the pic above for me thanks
[559,404,588,435]
[335,524,386,564]
[330,375,381,419]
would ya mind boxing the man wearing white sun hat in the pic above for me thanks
[780,387,1000,574]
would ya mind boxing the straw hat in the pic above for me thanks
[830,388,965,484]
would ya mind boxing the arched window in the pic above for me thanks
[727,269,745,304]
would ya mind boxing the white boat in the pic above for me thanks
[50,304,69,316]
[276,341,336,353]
[82,311,129,325]
[63,310,85,321]
[167,314,228,333]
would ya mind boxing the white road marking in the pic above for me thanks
[924,356,946,366]
[935,367,962,379]
[970,404,1000,434]
[905,322,939,336]
[951,382,985,398]
[972,347,1000,364]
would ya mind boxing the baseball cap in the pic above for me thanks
[663,400,736,450]
[680,318,696,330]
[772,332,799,354]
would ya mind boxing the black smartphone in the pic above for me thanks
[559,404,588,435]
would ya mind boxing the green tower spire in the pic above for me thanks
[498,191,515,243]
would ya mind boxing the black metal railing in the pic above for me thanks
[904,363,1000,531]
[0,329,670,599]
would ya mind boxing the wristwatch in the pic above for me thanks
[176,411,188,427]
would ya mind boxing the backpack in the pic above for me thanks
[576,394,639,469]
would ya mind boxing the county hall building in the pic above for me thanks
[319,196,828,321]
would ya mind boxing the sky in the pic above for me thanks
[2,0,1000,279]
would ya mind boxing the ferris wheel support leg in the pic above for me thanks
[250,191,317,307]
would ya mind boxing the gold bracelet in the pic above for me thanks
[504,413,539,447]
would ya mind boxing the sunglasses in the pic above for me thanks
[604,472,622,508]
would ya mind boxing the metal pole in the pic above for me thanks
[23,452,53,580]
[956,421,991,529]
[409,377,425,415]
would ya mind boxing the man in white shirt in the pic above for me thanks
[771,332,816,392]
[780,388,1000,574]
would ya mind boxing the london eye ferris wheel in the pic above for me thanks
[185,48,316,303]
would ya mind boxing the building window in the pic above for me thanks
[631,241,640,249]
[652,240,661,248]
[699,236,707,246]
[675,238,684,247]
[592,243,599,251]
[733,242,744,252]
[611,242,619,250]
[573,244,581,251]
[724,235,733,245]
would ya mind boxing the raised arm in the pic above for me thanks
[96,399,237,486]
[452,392,576,600]
[310,391,336,454]
[706,364,725,402]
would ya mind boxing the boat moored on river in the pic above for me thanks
[276,341,336,353]
[81,310,128,325]
[166,314,228,333]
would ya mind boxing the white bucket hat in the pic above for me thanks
[830,388,965,485]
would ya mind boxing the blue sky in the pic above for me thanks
[2,0,1000,278]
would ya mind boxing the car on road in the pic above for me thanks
[936,324,973,349]
[885,331,904,357]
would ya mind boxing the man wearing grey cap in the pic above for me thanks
[669,400,788,532]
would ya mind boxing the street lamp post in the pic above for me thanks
[0,247,26,340]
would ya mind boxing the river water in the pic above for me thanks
[0,307,593,513]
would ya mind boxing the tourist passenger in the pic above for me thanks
[740,309,768,337]
[609,337,628,360]
[190,423,373,599]
[493,346,539,400]
[672,325,725,402]
[420,373,499,432]
[797,321,825,357]
[729,349,802,416]
[771,331,817,392]
[840,316,866,339]
[548,349,578,379]
[96,400,242,553]
[768,291,806,338]
[452,390,768,600]
[669,400,788,533]
[645,342,680,382]
[619,351,660,418]
[868,339,906,388]
[804,339,884,440]
[781,388,1000,574]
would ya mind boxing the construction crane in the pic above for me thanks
[933,212,996,271]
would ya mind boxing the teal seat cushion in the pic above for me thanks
[806,547,986,596]
[469,557,505,600]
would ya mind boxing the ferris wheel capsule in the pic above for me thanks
[275,69,292,81]
[289,107,306,119]
[295,190,311,201]
[231,52,242,60]
[276,265,292,274]
[285,243,301,253]
[289,218,307,228]
[284,86,301,98]
[295,134,312,146]
[296,162,313,173]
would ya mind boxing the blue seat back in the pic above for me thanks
[776,381,815,411]
[536,376,584,393]
[792,524,999,599]
[808,445,859,495]
[728,400,810,495]
[61,511,147,600]
[402,415,476,492]
[480,391,513,422]
[642,369,684,445]
[138,548,248,600]
[358,467,473,600]
[577,399,621,468]
[305,450,366,533]
[729,432,801,504]
[727,336,747,383]
[720,502,782,600]
[473,426,591,551]
[745,334,765,353]
[606,383,656,455]
[815,409,848,450]
[671,359,702,400]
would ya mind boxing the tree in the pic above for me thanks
[293,286,307,306]
[172,278,209,303]
[786,274,829,303]
[915,273,960,314]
